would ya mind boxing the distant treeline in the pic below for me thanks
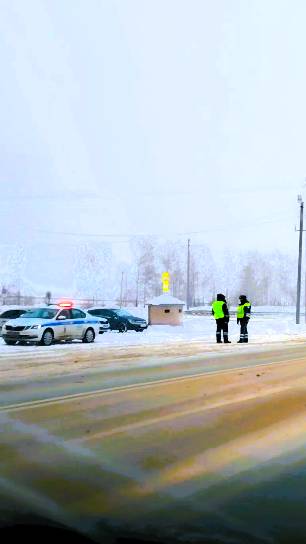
[0,238,297,307]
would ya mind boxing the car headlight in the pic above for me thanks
[129,320,144,325]
[31,324,41,329]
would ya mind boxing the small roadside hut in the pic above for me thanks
[147,294,185,326]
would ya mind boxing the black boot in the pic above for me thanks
[238,333,245,343]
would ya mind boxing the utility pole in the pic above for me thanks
[304,256,306,323]
[124,272,128,306]
[143,284,146,308]
[186,238,191,310]
[296,195,304,324]
[304,236,306,324]
[135,266,140,307]
[120,271,124,308]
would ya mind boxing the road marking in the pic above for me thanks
[1,356,306,414]
[77,382,298,441]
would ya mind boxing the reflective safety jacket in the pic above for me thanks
[212,300,225,319]
[237,302,251,319]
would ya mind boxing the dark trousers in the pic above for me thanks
[216,318,229,343]
[239,319,249,342]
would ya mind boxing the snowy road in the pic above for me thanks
[1,342,306,408]
[1,314,306,542]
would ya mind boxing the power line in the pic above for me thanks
[30,215,289,241]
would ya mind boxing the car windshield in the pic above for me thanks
[114,310,133,317]
[21,308,58,319]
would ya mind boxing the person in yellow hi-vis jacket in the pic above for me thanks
[237,295,251,343]
[212,293,231,343]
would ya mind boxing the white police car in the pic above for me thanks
[1,303,102,346]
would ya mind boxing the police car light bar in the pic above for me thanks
[58,301,73,309]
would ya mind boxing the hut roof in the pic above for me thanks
[147,294,185,306]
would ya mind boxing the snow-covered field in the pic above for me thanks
[1,314,306,357]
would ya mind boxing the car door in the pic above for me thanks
[110,311,122,330]
[55,309,71,340]
[70,309,86,339]
[103,311,117,330]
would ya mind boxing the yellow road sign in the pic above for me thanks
[162,272,170,292]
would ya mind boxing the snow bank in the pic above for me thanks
[0,314,305,357]
[0,314,306,384]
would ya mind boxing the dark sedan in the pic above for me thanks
[0,307,29,336]
[87,308,148,332]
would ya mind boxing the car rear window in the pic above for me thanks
[89,309,106,316]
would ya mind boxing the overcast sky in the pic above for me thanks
[1,0,306,288]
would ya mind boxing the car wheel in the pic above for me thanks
[137,329,144,332]
[4,339,17,345]
[118,323,127,333]
[40,329,54,346]
[82,328,95,343]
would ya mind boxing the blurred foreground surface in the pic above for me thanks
[2,344,306,543]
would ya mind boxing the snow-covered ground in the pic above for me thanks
[1,314,306,357]
[1,314,306,384]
